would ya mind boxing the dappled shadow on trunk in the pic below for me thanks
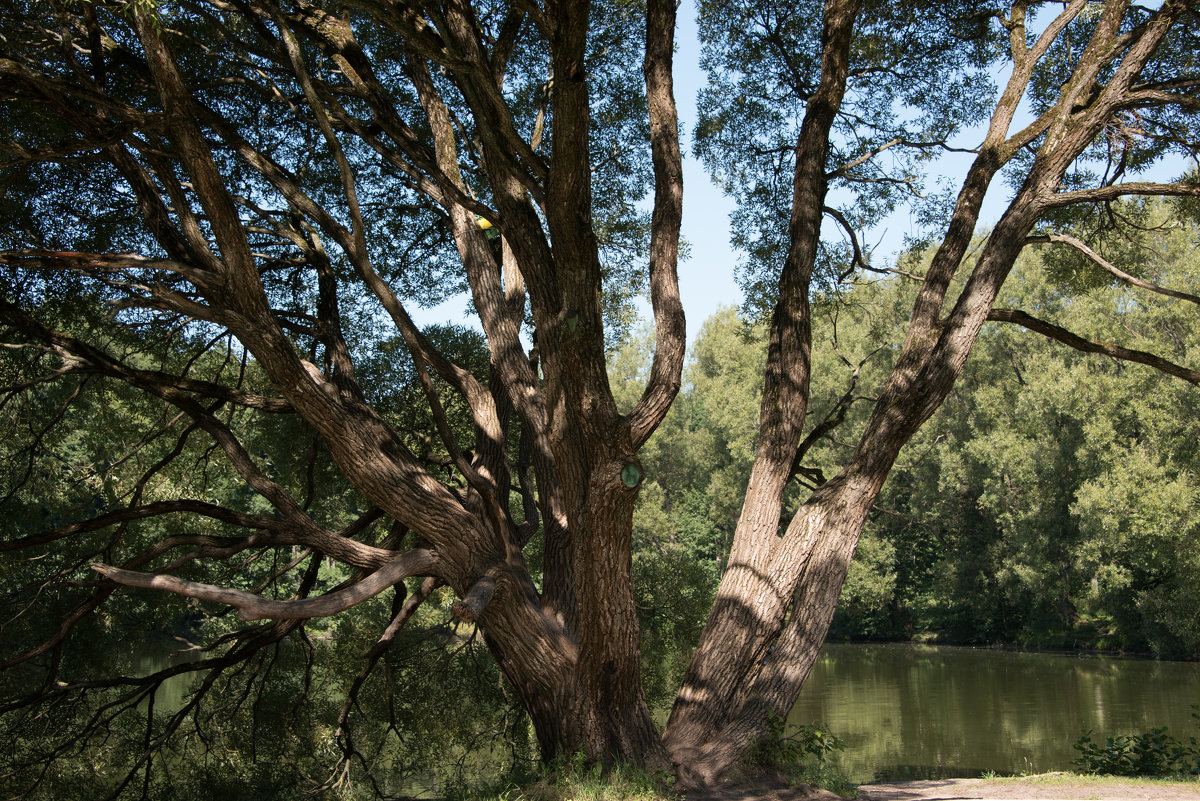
[665,527,865,787]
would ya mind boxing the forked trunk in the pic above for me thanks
[662,467,889,783]
[663,170,1054,784]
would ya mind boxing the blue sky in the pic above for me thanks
[659,4,742,343]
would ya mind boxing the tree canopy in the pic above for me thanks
[1,0,1199,796]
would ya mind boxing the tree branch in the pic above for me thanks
[92,548,439,621]
[0,300,399,567]
[328,575,443,789]
[0,500,288,554]
[825,138,901,179]
[822,205,869,275]
[1026,232,1200,306]
[450,570,499,624]
[988,308,1200,386]
[629,0,685,449]
[1044,181,1200,208]
[0,250,221,324]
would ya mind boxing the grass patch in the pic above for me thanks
[454,754,680,801]
[980,771,1200,788]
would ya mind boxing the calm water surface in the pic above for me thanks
[787,643,1200,783]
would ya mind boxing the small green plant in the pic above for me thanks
[750,712,844,771]
[1073,705,1200,777]
[749,712,852,794]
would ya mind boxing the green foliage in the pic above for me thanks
[608,314,771,704]
[750,714,844,772]
[694,0,1000,312]
[357,323,492,468]
[822,204,1200,657]
[0,592,533,800]
[834,530,897,639]
[0,302,529,798]
[748,712,852,795]
[614,208,1200,660]
[1074,707,1200,778]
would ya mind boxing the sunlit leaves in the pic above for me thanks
[831,206,1200,655]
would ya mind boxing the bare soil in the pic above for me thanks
[678,772,845,801]
[855,774,1200,800]
[677,773,1200,801]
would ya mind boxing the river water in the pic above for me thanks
[787,642,1200,784]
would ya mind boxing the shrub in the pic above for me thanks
[1073,706,1200,777]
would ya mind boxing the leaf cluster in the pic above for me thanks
[693,0,1000,311]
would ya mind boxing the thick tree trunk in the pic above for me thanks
[663,0,862,781]
[663,148,1077,781]
[573,462,669,764]
[473,464,667,767]
[8,1,1194,797]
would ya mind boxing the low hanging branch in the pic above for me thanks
[988,307,1200,386]
[0,500,290,554]
[330,576,444,771]
[92,549,438,621]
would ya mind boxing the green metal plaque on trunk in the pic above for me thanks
[620,462,642,488]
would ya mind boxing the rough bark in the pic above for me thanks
[664,0,864,778]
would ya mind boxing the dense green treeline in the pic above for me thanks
[621,202,1200,661]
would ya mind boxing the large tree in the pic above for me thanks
[1,0,1198,792]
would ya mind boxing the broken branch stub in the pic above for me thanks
[450,573,498,624]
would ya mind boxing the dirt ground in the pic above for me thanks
[855,774,1200,800]
[679,775,846,801]
[678,773,1200,801]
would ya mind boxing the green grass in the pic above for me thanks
[451,756,680,801]
[1014,771,1198,784]
[974,770,1200,790]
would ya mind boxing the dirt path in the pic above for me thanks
[856,774,1200,800]
[676,773,1200,801]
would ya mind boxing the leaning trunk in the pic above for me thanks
[663,466,889,783]
[664,167,1053,783]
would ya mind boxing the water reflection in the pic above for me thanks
[788,643,1200,783]
[133,645,201,713]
